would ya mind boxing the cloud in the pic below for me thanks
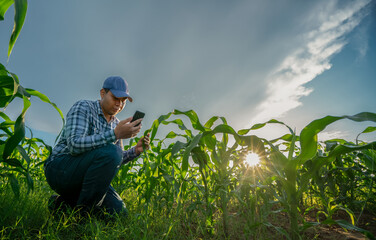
[318,130,347,142]
[251,0,371,123]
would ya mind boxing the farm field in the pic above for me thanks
[1,1,376,239]
[1,108,376,239]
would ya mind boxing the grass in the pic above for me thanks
[0,179,220,240]
[0,176,280,239]
[0,181,374,239]
[1,179,375,240]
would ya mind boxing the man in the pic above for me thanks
[44,76,150,216]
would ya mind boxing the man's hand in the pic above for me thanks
[135,133,150,155]
[114,117,142,139]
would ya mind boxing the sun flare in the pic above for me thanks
[245,153,260,167]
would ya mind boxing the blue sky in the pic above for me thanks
[1,0,375,145]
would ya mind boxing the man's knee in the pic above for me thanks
[95,144,122,168]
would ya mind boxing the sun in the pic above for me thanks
[245,152,260,167]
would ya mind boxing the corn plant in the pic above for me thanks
[1,0,64,197]
[114,110,376,239]
[122,110,267,237]
[237,113,376,239]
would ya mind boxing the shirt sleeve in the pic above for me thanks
[65,101,116,155]
[122,147,139,165]
[115,139,139,164]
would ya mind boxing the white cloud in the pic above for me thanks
[318,131,347,142]
[251,0,371,123]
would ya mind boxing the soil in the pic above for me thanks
[226,206,376,240]
[301,209,375,240]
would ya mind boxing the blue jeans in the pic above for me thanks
[44,144,127,216]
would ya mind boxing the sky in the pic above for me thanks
[1,0,375,146]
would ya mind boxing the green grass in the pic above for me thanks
[0,180,236,240]
[0,175,286,240]
[1,174,375,240]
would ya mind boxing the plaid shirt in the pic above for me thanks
[50,100,138,164]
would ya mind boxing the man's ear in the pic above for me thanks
[100,89,105,99]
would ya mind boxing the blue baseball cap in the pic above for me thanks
[103,76,133,102]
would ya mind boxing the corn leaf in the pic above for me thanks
[8,173,20,198]
[2,157,24,169]
[2,96,30,159]
[150,112,173,141]
[0,0,14,21]
[25,88,65,124]
[238,119,293,135]
[335,220,375,240]
[327,141,376,159]
[171,141,187,157]
[182,134,202,176]
[173,109,206,132]
[297,112,376,164]
[8,0,27,58]
[0,75,17,108]
[356,126,376,142]
[162,119,188,131]
[204,116,219,128]
[360,126,376,134]
[16,145,31,164]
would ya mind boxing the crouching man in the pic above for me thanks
[44,76,150,216]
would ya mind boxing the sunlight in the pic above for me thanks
[245,152,260,167]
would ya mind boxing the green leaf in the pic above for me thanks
[2,115,25,159]
[335,220,375,240]
[328,142,376,159]
[162,119,188,131]
[16,84,30,97]
[239,123,266,134]
[357,126,376,142]
[238,119,293,135]
[203,123,266,158]
[270,134,297,143]
[26,172,33,191]
[360,126,376,134]
[204,116,219,128]
[263,139,289,175]
[171,141,187,156]
[0,75,17,108]
[202,134,217,151]
[0,112,11,122]
[207,124,236,136]
[8,173,20,198]
[3,96,30,159]
[297,112,376,164]
[173,109,206,132]
[0,0,14,21]
[150,112,173,141]
[182,134,202,175]
[361,150,376,171]
[16,145,31,164]
[25,88,64,121]
[2,158,24,169]
[165,131,177,139]
[0,63,7,74]
[191,146,208,166]
[8,0,27,58]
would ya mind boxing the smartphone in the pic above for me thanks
[131,111,145,126]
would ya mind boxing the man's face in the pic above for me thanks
[100,89,127,118]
